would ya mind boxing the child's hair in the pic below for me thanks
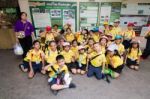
[39,29,44,33]
[128,43,140,56]
[32,40,40,45]
[56,55,64,61]
[114,50,121,58]
[49,40,56,46]
[66,28,72,32]
[82,29,89,34]
[71,39,79,45]
[53,24,59,27]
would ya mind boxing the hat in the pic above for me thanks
[127,23,135,27]
[100,36,108,40]
[131,39,140,44]
[115,35,122,40]
[107,44,118,52]
[114,19,120,23]
[63,42,70,46]
[99,29,103,33]
[93,27,99,32]
[103,21,108,25]
[109,22,114,26]
[78,45,85,50]
[106,34,113,38]
[46,26,51,31]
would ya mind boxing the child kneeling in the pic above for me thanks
[44,55,76,95]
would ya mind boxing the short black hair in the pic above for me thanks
[56,55,64,61]
[32,40,40,45]
[53,24,59,27]
[20,12,27,19]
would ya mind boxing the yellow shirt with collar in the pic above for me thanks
[47,64,69,78]
[65,33,75,42]
[123,30,135,40]
[117,43,125,55]
[93,33,100,42]
[78,53,87,64]
[60,50,75,63]
[45,33,55,43]
[110,56,123,68]
[113,27,122,36]
[45,48,58,64]
[127,48,142,60]
[90,51,106,67]
[108,29,117,40]
[26,49,44,62]
[100,45,106,54]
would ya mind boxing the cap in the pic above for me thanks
[107,44,118,52]
[46,26,51,31]
[127,23,135,27]
[115,35,122,40]
[78,45,85,50]
[63,42,70,46]
[114,19,120,23]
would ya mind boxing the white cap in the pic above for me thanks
[63,42,70,46]
[107,44,118,52]
[114,19,120,23]
[78,45,85,50]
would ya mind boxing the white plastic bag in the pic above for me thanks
[14,43,23,55]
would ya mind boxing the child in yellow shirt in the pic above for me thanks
[44,55,76,95]
[76,29,88,45]
[19,40,45,78]
[92,27,101,42]
[71,40,79,59]
[126,40,142,71]
[105,44,124,78]
[99,36,108,54]
[60,42,77,74]
[65,28,75,43]
[77,46,87,75]
[85,38,95,54]
[87,43,106,80]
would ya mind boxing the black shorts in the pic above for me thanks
[77,63,86,71]
[108,64,124,74]
[22,61,42,73]
[66,62,77,71]
[126,58,139,67]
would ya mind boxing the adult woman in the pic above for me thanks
[14,12,35,58]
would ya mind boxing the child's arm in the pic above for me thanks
[137,55,141,64]
[29,60,33,73]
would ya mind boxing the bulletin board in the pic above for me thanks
[29,1,77,37]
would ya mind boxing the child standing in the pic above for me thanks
[126,40,142,70]
[87,43,106,80]
[44,55,76,95]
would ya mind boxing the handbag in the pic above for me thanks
[17,23,28,39]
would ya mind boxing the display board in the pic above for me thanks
[29,1,77,37]
[79,2,99,30]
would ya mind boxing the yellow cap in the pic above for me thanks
[103,21,108,25]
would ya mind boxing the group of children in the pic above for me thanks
[19,20,142,95]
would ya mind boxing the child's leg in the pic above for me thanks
[28,70,35,78]
[80,70,86,75]
[94,67,102,80]
[77,69,81,74]
[80,64,86,75]
[87,65,94,77]
[126,58,135,69]
[19,61,29,72]
[71,68,77,74]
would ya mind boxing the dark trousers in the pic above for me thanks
[123,40,131,49]
[19,36,32,58]
[142,39,150,58]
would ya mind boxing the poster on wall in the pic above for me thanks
[29,0,77,35]
[79,2,99,30]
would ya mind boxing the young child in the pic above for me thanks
[77,46,87,75]
[126,40,142,71]
[44,55,76,95]
[52,24,60,37]
[45,26,55,48]
[106,44,124,78]
[123,23,135,49]
[92,27,101,42]
[87,43,106,80]
[85,38,95,54]
[76,29,88,45]
[106,34,113,47]
[45,41,59,67]
[65,28,75,43]
[71,40,79,56]
[99,36,108,54]
[60,42,77,74]
[19,40,45,78]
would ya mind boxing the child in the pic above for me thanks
[87,43,106,80]
[123,23,135,49]
[99,36,108,54]
[126,40,142,70]
[52,24,60,37]
[106,44,124,78]
[108,23,117,40]
[106,34,113,47]
[57,37,65,52]
[114,35,125,56]
[76,29,88,45]
[45,41,59,66]
[44,55,76,95]
[45,26,55,48]
[77,46,87,75]
[71,40,79,59]
[65,28,75,43]
[92,27,101,42]
[85,38,95,54]
[60,42,77,74]
[19,40,45,78]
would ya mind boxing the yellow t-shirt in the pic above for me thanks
[47,64,69,78]
[90,51,106,67]
[113,27,122,35]
[127,48,142,60]
[123,30,135,40]
[26,49,44,62]
[60,50,75,63]
[65,33,75,42]
[117,43,125,55]
[85,45,94,54]
[78,53,87,64]
[110,56,123,68]
[93,33,100,42]
[45,33,55,42]
[76,33,85,44]
[45,48,58,64]
[108,29,117,40]
[100,45,106,54]
[51,29,60,37]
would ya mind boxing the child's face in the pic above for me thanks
[67,29,71,34]
[114,22,119,27]
[89,31,93,35]
[59,39,65,45]
[109,26,113,30]
[72,41,78,47]
[54,26,58,30]
[34,42,40,50]
[57,59,65,67]
[128,26,133,30]
[132,43,138,48]
[88,40,94,45]
[108,50,114,56]
[79,49,84,54]
[93,43,100,52]
[64,46,70,52]
[115,39,121,44]
[50,42,57,51]
[100,38,107,45]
